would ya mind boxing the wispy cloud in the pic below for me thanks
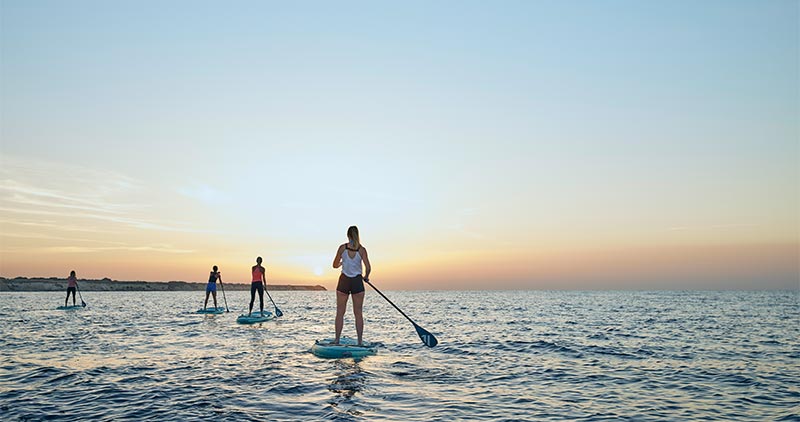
[178,184,226,203]
[0,230,129,244]
[0,205,207,233]
[0,225,195,254]
[40,245,195,254]
[667,223,760,232]
[0,155,144,217]
[0,218,118,234]
[0,155,209,234]
[447,223,484,239]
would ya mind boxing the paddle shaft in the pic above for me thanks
[364,280,414,327]
[264,287,282,316]
[365,280,437,347]
[219,281,229,312]
[76,282,87,307]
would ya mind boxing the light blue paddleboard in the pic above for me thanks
[195,307,226,314]
[311,337,377,359]
[56,305,84,310]
[236,311,273,324]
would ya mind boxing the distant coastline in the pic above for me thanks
[0,277,326,292]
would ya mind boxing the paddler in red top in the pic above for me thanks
[249,257,266,317]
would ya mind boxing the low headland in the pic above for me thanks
[0,277,326,292]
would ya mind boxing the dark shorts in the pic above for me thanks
[337,273,365,295]
[250,282,264,296]
[67,287,76,294]
[206,282,217,293]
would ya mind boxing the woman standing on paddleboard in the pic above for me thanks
[203,265,222,310]
[332,225,371,346]
[65,270,78,307]
[249,257,266,316]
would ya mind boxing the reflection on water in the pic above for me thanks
[328,360,368,417]
[0,290,798,421]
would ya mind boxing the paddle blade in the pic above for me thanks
[81,300,87,307]
[413,323,438,347]
[275,307,283,317]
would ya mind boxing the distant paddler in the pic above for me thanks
[331,225,371,346]
[203,265,222,310]
[65,270,79,307]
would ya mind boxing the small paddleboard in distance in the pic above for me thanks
[57,305,84,310]
[195,307,225,314]
[236,311,273,324]
[311,337,377,359]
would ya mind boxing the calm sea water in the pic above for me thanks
[0,290,798,421]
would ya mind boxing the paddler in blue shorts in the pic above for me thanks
[203,265,222,310]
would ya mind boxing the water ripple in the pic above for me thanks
[0,290,798,420]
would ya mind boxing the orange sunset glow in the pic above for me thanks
[1,1,797,291]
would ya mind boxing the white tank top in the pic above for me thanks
[341,247,362,278]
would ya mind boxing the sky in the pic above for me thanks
[1,0,798,290]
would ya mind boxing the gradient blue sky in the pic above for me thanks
[1,1,798,289]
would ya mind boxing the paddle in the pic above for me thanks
[264,285,283,317]
[219,280,229,312]
[364,280,438,347]
[76,282,87,307]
